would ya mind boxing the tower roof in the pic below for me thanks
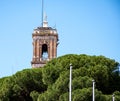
[32,27,58,42]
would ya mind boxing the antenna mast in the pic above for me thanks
[41,0,48,27]
[42,0,44,27]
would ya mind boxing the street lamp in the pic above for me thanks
[112,94,115,101]
[69,63,72,101]
[92,79,95,101]
[118,64,120,76]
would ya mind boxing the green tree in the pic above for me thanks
[30,91,39,101]
[0,54,120,101]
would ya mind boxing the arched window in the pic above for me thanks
[42,44,48,60]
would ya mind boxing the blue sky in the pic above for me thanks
[0,0,120,77]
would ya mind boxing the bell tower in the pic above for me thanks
[31,0,59,68]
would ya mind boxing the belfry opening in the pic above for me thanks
[42,44,48,60]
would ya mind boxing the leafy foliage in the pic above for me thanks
[0,54,120,101]
[0,68,46,101]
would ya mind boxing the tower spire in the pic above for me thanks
[43,12,48,27]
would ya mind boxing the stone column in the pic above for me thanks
[36,39,39,61]
[48,45,50,60]
[33,39,36,61]
[54,38,57,58]
[39,44,42,61]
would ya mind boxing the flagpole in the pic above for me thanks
[69,64,72,101]
[112,94,115,101]
[92,79,95,101]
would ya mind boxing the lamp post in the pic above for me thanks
[112,94,115,101]
[69,64,72,101]
[118,64,120,76]
[92,79,95,101]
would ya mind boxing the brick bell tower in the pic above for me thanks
[31,1,59,68]
[31,16,58,68]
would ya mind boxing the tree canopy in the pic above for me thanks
[0,54,120,101]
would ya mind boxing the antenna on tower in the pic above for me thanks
[41,0,44,27]
[41,0,48,27]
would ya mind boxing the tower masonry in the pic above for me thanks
[31,18,59,68]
